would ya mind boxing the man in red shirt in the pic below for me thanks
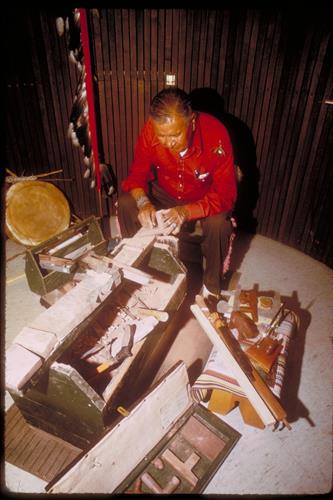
[118,88,237,297]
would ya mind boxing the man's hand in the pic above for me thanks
[159,206,189,235]
[138,202,157,229]
[130,188,157,229]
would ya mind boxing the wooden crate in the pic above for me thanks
[46,362,241,494]
[25,216,107,295]
[8,235,187,449]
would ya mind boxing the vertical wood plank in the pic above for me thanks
[190,10,201,90]
[197,10,208,89]
[203,10,217,88]
[144,9,152,119]
[129,9,139,162]
[177,9,187,90]
[216,10,230,99]
[122,8,134,170]
[234,9,253,120]
[183,9,194,92]
[171,9,180,81]
[157,9,165,91]
[150,9,158,98]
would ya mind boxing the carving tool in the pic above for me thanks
[133,307,169,323]
[38,254,77,274]
[117,406,129,417]
[266,303,285,337]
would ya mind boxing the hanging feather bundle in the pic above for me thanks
[55,9,116,196]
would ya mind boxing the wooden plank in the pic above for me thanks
[303,108,333,255]
[234,9,253,120]
[176,9,187,90]
[92,9,110,164]
[129,9,139,154]
[190,10,201,90]
[240,11,259,122]
[251,14,277,147]
[114,9,128,182]
[54,18,82,207]
[245,10,266,127]
[46,14,82,205]
[197,10,208,89]
[220,10,235,108]
[228,10,246,115]
[203,10,216,88]
[183,9,194,92]
[150,9,158,96]
[99,9,113,165]
[5,404,82,482]
[255,17,284,237]
[216,10,230,98]
[171,9,180,79]
[136,9,145,133]
[122,9,134,165]
[106,9,123,190]
[255,15,290,236]
[164,9,172,76]
[157,9,165,91]
[144,9,152,119]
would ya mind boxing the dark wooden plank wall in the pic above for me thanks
[4,8,108,227]
[4,8,333,266]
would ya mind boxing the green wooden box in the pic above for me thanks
[46,362,241,494]
[25,216,107,295]
[10,240,187,449]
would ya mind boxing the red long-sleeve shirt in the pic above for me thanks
[121,112,237,220]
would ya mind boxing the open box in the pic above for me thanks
[24,216,107,295]
[6,233,187,449]
[46,362,241,494]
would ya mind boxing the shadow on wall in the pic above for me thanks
[189,87,260,235]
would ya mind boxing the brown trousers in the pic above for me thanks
[117,182,234,294]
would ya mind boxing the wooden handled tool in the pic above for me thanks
[133,307,169,322]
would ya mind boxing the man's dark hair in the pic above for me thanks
[149,88,193,123]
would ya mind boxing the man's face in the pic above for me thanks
[152,112,194,154]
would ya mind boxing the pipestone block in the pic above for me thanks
[13,327,57,359]
[28,272,116,341]
[108,268,122,288]
[29,306,83,340]
[81,271,115,297]
[6,343,43,391]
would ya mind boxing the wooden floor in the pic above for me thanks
[5,404,82,483]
